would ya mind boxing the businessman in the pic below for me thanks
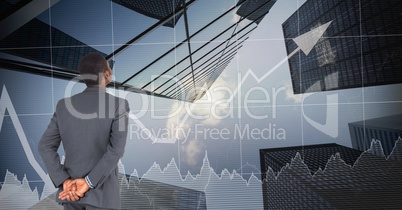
[38,52,129,210]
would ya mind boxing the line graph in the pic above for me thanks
[0,85,54,194]
[0,84,264,209]
[2,102,401,210]
[263,139,402,209]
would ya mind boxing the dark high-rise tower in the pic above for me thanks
[260,142,402,209]
[349,114,402,157]
[282,0,402,94]
[260,143,362,176]
[260,143,362,209]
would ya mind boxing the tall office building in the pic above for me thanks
[236,0,276,24]
[349,114,402,157]
[0,18,109,73]
[260,143,362,174]
[260,143,402,209]
[260,143,362,209]
[120,175,207,209]
[0,1,111,81]
[111,0,184,28]
[0,0,277,102]
[282,0,402,94]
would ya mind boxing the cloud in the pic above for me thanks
[166,73,236,140]
[230,10,248,27]
[231,10,240,25]
[180,139,205,166]
[284,82,302,103]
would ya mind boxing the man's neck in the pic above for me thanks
[87,85,106,90]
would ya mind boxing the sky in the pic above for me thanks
[1,0,402,193]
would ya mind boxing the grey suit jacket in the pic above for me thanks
[38,87,129,209]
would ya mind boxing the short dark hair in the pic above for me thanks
[78,52,108,86]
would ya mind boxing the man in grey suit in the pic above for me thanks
[38,52,129,210]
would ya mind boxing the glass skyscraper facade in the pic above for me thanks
[0,1,109,80]
[0,18,108,74]
[260,143,362,174]
[0,0,277,102]
[260,143,402,209]
[282,0,402,94]
[349,114,402,157]
[119,175,207,209]
[260,143,362,209]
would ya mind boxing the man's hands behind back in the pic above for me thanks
[59,178,90,201]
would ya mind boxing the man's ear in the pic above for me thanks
[104,71,112,84]
[104,71,110,79]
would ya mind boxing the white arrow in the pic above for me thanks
[228,21,333,102]
[292,21,332,56]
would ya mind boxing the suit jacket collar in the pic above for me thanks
[83,87,106,93]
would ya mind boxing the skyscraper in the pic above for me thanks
[119,175,207,209]
[282,0,402,94]
[260,143,362,174]
[349,114,402,157]
[0,0,278,102]
[260,143,362,209]
[111,0,184,28]
[260,142,402,209]
[236,0,276,24]
[0,18,109,73]
[0,0,111,81]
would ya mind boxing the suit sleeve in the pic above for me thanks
[86,99,129,188]
[38,100,70,188]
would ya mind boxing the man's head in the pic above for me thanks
[78,52,112,87]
